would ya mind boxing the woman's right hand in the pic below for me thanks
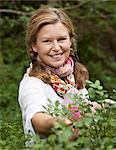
[56,117,79,141]
[69,127,79,141]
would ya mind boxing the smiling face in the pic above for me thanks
[32,21,71,68]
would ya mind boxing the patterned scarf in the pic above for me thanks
[48,57,78,97]
[27,56,79,99]
[27,57,79,98]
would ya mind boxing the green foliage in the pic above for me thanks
[0,0,116,149]
[29,80,116,149]
[87,80,108,101]
[0,63,29,149]
[0,121,26,150]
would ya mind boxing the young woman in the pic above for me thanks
[18,6,89,138]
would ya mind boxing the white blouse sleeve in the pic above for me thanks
[18,75,48,134]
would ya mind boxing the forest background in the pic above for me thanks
[0,0,116,149]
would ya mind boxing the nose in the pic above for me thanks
[52,40,60,51]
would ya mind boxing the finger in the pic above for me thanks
[63,119,72,126]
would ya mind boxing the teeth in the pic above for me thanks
[51,54,62,58]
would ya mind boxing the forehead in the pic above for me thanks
[37,21,69,39]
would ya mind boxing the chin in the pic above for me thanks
[52,63,64,68]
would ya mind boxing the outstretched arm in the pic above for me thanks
[31,112,73,137]
[31,112,56,137]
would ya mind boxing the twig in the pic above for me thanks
[0,9,32,16]
[63,0,91,11]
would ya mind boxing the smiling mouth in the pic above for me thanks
[49,53,63,58]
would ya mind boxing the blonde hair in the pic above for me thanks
[26,5,89,88]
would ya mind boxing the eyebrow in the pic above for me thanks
[41,35,68,40]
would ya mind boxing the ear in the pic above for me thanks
[31,43,38,53]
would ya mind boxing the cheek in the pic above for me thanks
[64,49,70,59]
[63,40,71,50]
[61,43,70,51]
[37,45,49,55]
[64,45,71,53]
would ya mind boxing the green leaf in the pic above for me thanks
[109,120,116,127]
[83,117,93,126]
[98,85,103,90]
[75,120,84,128]
[95,80,100,88]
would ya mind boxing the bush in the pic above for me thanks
[28,80,116,150]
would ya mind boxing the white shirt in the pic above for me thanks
[18,73,88,136]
